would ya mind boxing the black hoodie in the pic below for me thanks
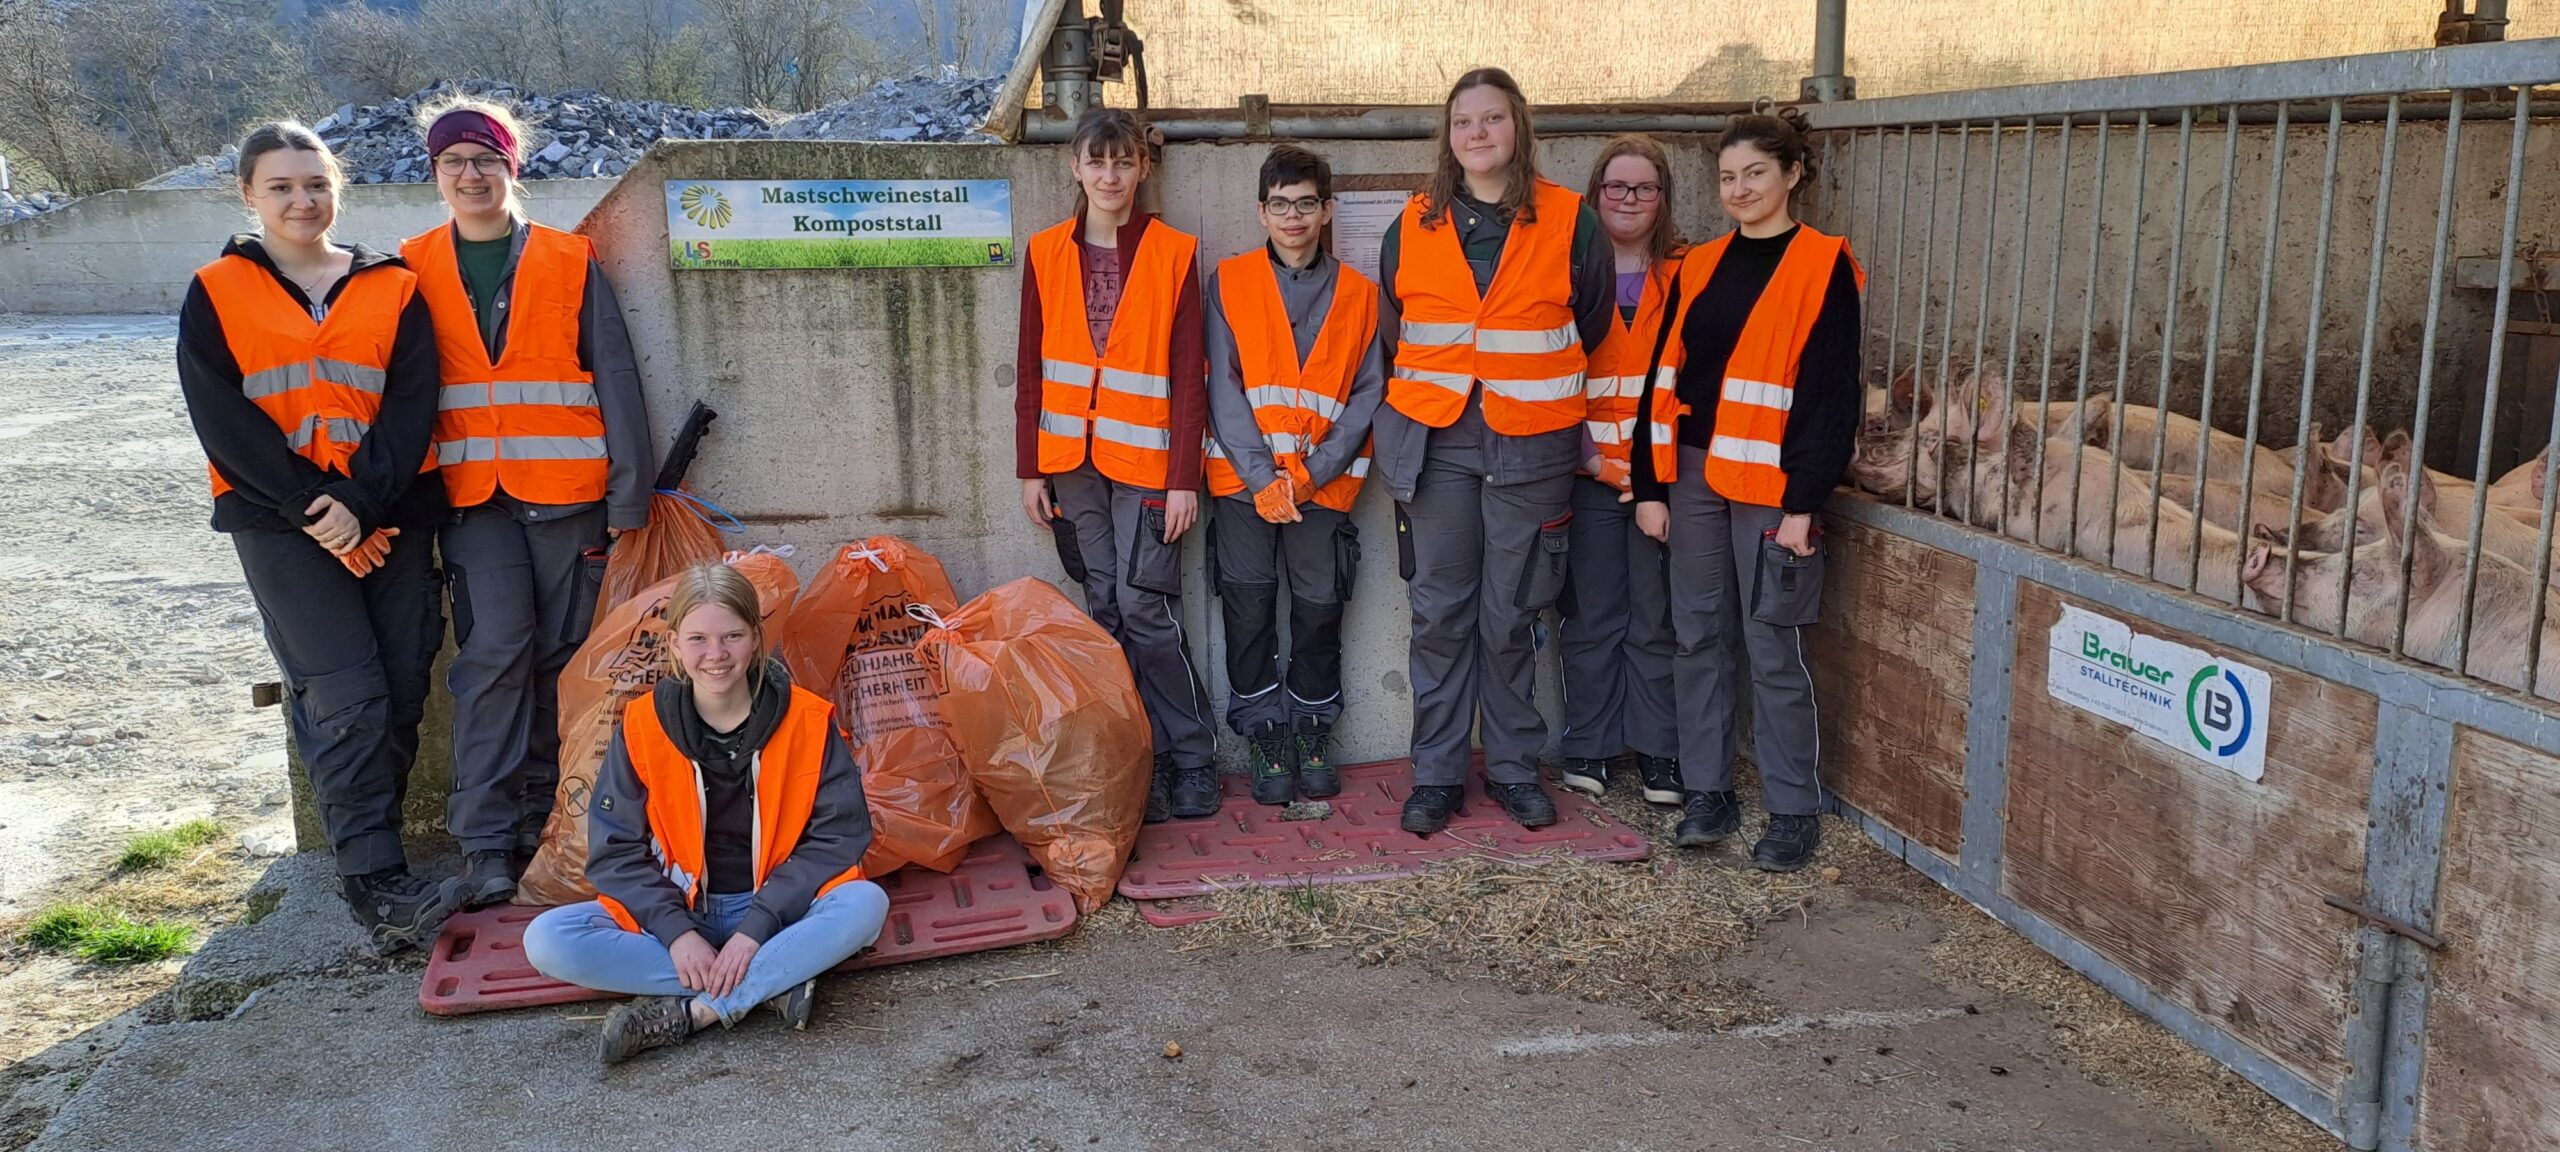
[587,659,876,947]
[175,235,448,535]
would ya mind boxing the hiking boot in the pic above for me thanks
[1636,755,1684,805]
[1248,728,1298,806]
[1400,784,1463,834]
[1294,725,1340,799]
[1674,791,1742,847]
[1170,764,1223,819]
[1144,754,1176,824]
[1557,757,1611,799]
[1750,814,1823,873]
[459,850,518,909]
[342,869,461,955]
[600,995,699,1065]
[767,978,816,1031]
[1488,781,1559,828]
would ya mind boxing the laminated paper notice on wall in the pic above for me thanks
[2046,604,2272,782]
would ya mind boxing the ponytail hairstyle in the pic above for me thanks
[663,562,770,696]
[1584,133,1683,263]
[1715,106,1817,212]
[1066,106,1156,221]
[1419,67,1540,231]
[416,93,532,217]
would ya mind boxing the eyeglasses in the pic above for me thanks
[1599,181,1663,203]
[436,154,511,177]
[1261,196,1326,217]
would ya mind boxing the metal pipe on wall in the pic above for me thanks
[1021,108,1736,142]
[1803,0,1855,103]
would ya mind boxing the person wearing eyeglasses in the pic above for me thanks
[1202,145,1386,805]
[402,97,656,909]
[1555,136,1686,809]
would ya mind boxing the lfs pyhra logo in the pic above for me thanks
[2186,664,2253,758]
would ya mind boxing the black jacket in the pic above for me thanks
[587,660,876,947]
[175,236,447,534]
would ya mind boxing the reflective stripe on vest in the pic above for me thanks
[1387,179,1588,436]
[401,221,608,508]
[1029,216,1199,489]
[1204,250,1378,513]
[598,685,866,935]
[1645,226,1863,505]
[1582,259,1678,492]
[192,254,423,501]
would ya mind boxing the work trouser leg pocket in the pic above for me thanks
[1395,506,1416,582]
[565,546,607,644]
[1514,512,1572,612]
[445,560,477,649]
[1050,513,1091,585]
[1751,536,1827,628]
[1127,502,1183,596]
[1332,519,1361,603]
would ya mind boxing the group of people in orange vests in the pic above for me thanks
[176,64,1858,1065]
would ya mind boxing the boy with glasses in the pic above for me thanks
[1202,145,1387,805]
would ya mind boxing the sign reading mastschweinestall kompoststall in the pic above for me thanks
[665,179,1014,270]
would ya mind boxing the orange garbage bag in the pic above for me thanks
[916,577,1152,913]
[779,538,999,877]
[591,489,730,633]
[516,549,802,905]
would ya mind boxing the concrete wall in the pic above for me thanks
[586,135,1726,767]
[0,180,613,315]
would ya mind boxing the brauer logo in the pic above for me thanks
[2186,664,2253,758]
[2080,631,2174,686]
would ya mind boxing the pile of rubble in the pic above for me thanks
[768,68,1006,143]
[0,189,71,224]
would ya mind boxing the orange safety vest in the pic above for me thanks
[1649,226,1862,506]
[193,255,427,499]
[1388,178,1588,437]
[1204,251,1377,513]
[400,222,608,507]
[1583,255,1683,491]
[600,685,865,935]
[1029,216,1200,489]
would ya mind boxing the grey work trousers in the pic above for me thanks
[233,526,442,877]
[1049,466,1215,770]
[1559,476,1678,761]
[1210,496,1352,737]
[1665,446,1827,816]
[442,502,606,854]
[1401,456,1574,788]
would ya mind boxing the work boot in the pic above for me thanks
[1144,753,1176,824]
[1557,757,1611,799]
[1635,755,1684,805]
[1399,784,1464,835]
[600,995,700,1065]
[1294,724,1339,799]
[767,978,816,1031]
[1487,781,1559,828]
[1673,790,1742,847]
[342,869,461,956]
[1170,764,1223,819]
[459,850,518,909]
[1248,727,1298,806]
[1750,814,1823,873]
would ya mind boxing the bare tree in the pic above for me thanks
[613,0,713,105]
[307,3,431,104]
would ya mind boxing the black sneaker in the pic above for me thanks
[1144,754,1176,824]
[342,869,461,955]
[1673,791,1742,847]
[459,850,518,909]
[1170,764,1223,819]
[600,995,699,1065]
[1750,814,1823,873]
[1294,725,1340,799]
[1558,757,1611,799]
[767,978,816,1031]
[1635,755,1684,805]
[1248,728,1297,806]
[1488,781,1559,828]
[1399,784,1464,835]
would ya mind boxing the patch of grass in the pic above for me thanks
[1281,881,1337,917]
[113,819,225,872]
[17,903,194,964]
[668,235,1011,270]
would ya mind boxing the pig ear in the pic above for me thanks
[1891,367,1922,416]
[2379,465,2413,544]
[2412,465,2441,517]
[2383,429,2412,467]
[1973,382,2012,446]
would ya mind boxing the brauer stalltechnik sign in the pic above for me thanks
[2046,604,2272,782]
[665,179,1014,270]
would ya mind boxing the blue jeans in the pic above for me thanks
[523,882,890,1026]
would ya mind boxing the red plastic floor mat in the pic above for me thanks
[420,833,1076,1016]
[1115,758,1651,902]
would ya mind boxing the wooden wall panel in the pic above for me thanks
[2004,582,2372,1088]
[1809,514,1972,859]
[2421,728,2560,1151]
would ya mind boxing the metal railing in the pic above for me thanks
[1804,40,2560,703]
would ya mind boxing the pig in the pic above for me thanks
[2262,463,2559,585]
[1864,366,2104,441]
[2097,403,2299,501]
[2150,470,2304,534]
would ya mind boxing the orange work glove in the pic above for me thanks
[1595,457,1632,491]
[336,528,398,578]
[1284,457,1315,500]
[1254,476,1300,524]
